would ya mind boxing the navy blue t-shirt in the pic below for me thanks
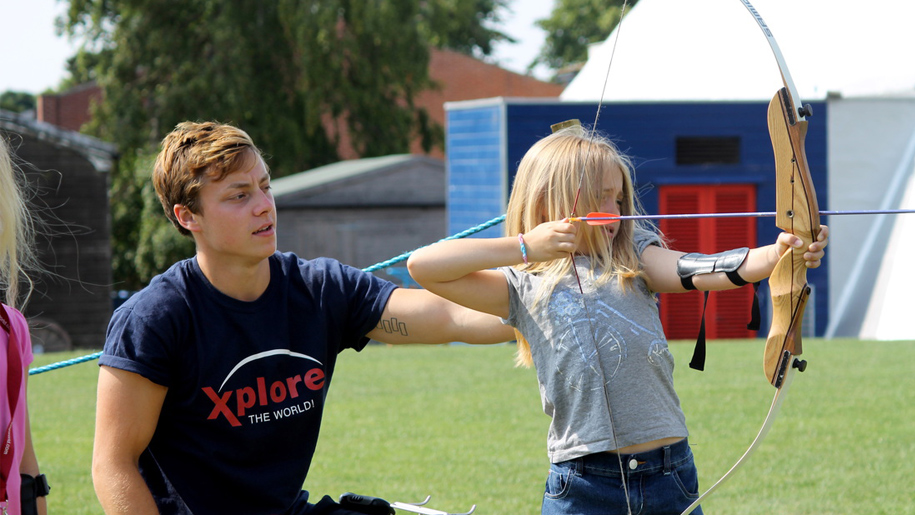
[101,252,397,515]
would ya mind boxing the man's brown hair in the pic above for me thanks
[153,121,266,236]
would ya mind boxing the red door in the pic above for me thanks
[657,185,758,340]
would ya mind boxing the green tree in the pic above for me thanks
[531,0,638,74]
[57,49,111,91]
[60,0,509,289]
[0,91,36,113]
[419,0,515,56]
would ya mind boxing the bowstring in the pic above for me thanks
[571,1,630,216]
[566,2,633,513]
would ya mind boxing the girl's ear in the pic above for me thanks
[173,204,199,233]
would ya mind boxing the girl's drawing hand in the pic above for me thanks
[524,220,579,262]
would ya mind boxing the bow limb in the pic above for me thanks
[740,0,819,462]
[679,360,798,515]
[741,0,820,387]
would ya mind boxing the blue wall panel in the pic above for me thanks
[446,104,505,238]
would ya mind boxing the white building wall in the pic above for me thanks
[826,96,915,340]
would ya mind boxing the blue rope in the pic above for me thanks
[29,351,104,376]
[28,214,508,375]
[362,214,505,272]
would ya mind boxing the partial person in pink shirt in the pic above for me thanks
[0,135,48,515]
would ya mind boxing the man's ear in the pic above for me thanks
[174,204,199,232]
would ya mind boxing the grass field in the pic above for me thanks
[29,339,914,514]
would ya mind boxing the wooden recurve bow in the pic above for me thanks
[680,2,819,513]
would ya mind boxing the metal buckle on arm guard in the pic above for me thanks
[676,247,751,291]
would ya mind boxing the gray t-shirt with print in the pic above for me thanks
[501,230,688,463]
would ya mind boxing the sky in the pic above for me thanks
[0,0,556,95]
[0,0,76,94]
[487,0,555,80]
[4,1,915,100]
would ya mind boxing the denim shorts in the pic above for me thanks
[541,438,703,515]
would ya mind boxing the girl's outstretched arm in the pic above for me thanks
[641,225,829,293]
[408,220,578,318]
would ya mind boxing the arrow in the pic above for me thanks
[571,209,915,225]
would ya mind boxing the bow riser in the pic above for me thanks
[764,87,820,386]
[770,90,819,236]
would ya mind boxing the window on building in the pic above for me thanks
[676,136,741,165]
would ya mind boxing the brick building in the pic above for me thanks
[36,81,103,133]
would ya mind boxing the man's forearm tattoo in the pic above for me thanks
[377,316,408,336]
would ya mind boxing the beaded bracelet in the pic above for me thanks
[518,233,529,264]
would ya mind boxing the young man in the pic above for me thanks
[92,122,513,515]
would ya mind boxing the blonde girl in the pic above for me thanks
[0,135,48,515]
[408,125,828,515]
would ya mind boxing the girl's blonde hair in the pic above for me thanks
[0,136,38,310]
[506,125,658,367]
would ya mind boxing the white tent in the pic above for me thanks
[859,155,915,340]
[561,0,915,102]
[562,0,915,341]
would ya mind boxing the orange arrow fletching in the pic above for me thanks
[570,212,621,225]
